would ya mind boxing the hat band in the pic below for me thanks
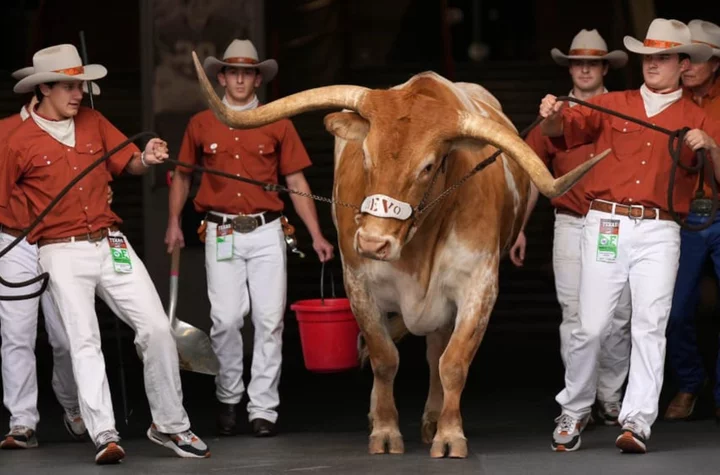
[692,39,720,49]
[643,38,682,48]
[224,57,258,65]
[53,66,85,76]
[568,48,608,57]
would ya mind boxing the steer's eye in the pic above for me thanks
[422,163,433,174]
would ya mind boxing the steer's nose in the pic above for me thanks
[357,233,391,260]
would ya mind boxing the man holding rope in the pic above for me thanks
[510,28,632,427]
[0,68,102,449]
[165,39,333,438]
[665,19,720,422]
[539,19,720,453]
[0,44,210,464]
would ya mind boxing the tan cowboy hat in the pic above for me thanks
[551,29,628,68]
[13,44,107,94]
[11,65,101,95]
[624,18,713,62]
[688,20,720,58]
[203,39,278,82]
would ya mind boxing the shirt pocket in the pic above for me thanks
[75,140,110,183]
[609,117,643,160]
[202,140,231,166]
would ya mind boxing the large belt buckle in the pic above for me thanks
[628,204,645,221]
[232,215,258,234]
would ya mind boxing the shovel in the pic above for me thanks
[166,247,220,375]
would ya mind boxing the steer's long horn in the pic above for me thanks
[191,51,370,128]
[453,111,610,198]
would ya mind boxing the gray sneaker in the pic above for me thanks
[146,424,210,458]
[0,426,38,449]
[596,400,621,426]
[63,406,88,440]
[94,430,125,465]
[551,414,589,452]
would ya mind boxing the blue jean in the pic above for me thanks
[666,212,720,405]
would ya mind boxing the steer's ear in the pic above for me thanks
[324,112,370,141]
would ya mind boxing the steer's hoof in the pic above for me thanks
[369,429,404,454]
[430,433,468,458]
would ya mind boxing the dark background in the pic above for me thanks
[0,0,719,441]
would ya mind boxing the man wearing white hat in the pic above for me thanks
[539,19,720,453]
[0,67,88,450]
[511,29,633,427]
[165,38,334,437]
[665,19,720,422]
[0,44,210,464]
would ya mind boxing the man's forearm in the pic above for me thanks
[540,117,564,138]
[169,172,192,225]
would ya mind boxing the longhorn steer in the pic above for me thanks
[190,52,608,458]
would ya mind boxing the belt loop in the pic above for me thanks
[611,202,617,216]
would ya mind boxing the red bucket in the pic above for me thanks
[290,264,359,372]
[291,297,359,373]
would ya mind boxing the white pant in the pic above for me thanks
[205,216,287,423]
[38,231,190,442]
[553,212,632,403]
[556,204,681,438]
[0,232,78,430]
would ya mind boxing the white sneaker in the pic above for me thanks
[147,423,210,458]
[94,430,124,464]
[551,413,589,452]
[0,426,38,449]
[63,406,88,440]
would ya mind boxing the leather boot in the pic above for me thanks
[664,392,697,420]
[217,403,238,436]
[251,418,277,437]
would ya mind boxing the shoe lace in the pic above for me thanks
[172,430,198,444]
[556,414,577,433]
[623,419,642,435]
[96,430,119,447]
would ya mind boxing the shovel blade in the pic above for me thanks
[172,320,220,375]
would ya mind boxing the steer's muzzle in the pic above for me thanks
[355,229,400,261]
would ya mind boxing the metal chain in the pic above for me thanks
[282,187,361,210]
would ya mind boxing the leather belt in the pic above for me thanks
[205,211,282,234]
[38,225,120,248]
[0,225,23,238]
[590,201,672,221]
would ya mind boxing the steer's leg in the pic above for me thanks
[422,327,452,444]
[431,263,499,459]
[345,271,403,455]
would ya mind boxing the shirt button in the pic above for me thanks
[237,193,242,197]
[67,148,71,152]
[79,187,83,191]
[88,224,92,229]
[629,198,633,202]
[235,154,239,159]
[236,173,240,177]
[46,161,51,165]
[235,137,239,141]
[84,206,88,210]
[641,161,646,165]
[623,128,627,132]
[636,180,640,184]
[646,142,651,146]
[90,150,93,153]
[590,153,594,158]
[73,166,78,170]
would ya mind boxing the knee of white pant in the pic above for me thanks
[137,315,174,347]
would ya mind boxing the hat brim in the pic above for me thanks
[202,57,278,83]
[12,66,101,95]
[550,48,629,68]
[13,64,107,94]
[623,36,713,62]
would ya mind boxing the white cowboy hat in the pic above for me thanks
[13,44,107,94]
[551,29,628,68]
[203,39,278,82]
[11,65,101,95]
[688,19,720,58]
[623,18,713,62]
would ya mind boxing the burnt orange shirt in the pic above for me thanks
[176,109,312,215]
[684,79,720,197]
[525,125,597,216]
[0,107,139,244]
[0,109,30,229]
[553,90,720,216]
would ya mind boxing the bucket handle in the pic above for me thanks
[320,261,336,304]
